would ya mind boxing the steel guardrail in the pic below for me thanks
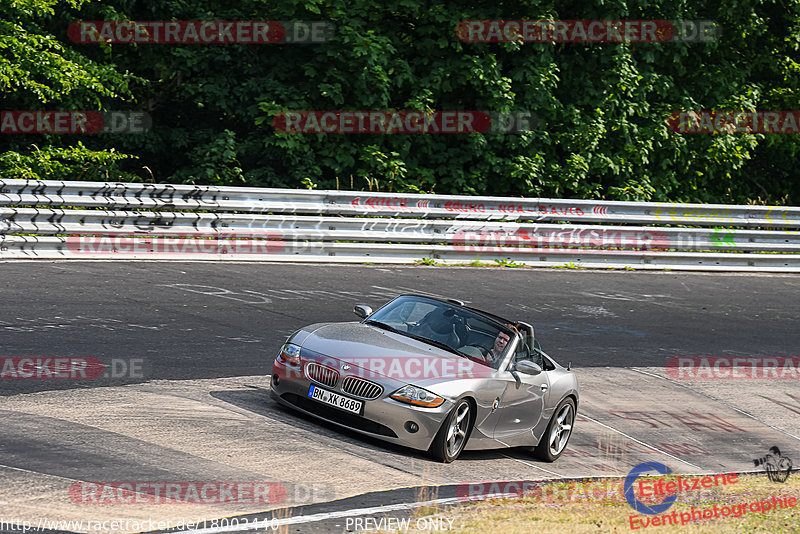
[1,179,799,271]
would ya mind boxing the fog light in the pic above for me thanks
[405,421,419,433]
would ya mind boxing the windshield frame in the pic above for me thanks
[363,294,519,368]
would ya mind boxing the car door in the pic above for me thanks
[491,331,550,446]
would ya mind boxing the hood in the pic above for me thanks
[298,322,491,385]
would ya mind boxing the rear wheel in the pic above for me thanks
[533,398,575,462]
[429,399,472,463]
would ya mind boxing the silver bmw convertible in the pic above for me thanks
[270,295,578,463]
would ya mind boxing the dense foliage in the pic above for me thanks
[1,0,799,204]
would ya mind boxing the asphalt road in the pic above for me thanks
[1,262,799,534]
[1,262,798,395]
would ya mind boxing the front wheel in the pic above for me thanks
[533,397,575,462]
[429,399,472,463]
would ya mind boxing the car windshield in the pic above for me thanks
[366,295,514,369]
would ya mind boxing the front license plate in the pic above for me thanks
[307,385,363,415]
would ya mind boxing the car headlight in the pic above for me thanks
[391,385,445,408]
[277,343,302,366]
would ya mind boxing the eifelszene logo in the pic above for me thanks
[624,462,678,515]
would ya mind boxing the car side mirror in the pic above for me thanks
[515,360,543,375]
[353,305,373,319]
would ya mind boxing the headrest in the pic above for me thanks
[428,309,454,334]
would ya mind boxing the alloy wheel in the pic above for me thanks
[446,402,470,457]
[548,403,573,456]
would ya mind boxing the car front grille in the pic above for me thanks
[341,376,383,400]
[305,362,339,388]
[280,393,398,437]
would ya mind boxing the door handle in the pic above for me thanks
[540,384,548,391]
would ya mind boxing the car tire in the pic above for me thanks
[533,397,575,462]
[429,399,472,463]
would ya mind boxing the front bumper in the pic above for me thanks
[270,355,453,452]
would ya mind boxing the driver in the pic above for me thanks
[484,330,511,366]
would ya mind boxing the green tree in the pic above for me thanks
[0,0,142,180]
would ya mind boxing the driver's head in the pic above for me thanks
[493,331,511,354]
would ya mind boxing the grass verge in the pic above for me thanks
[380,473,799,533]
